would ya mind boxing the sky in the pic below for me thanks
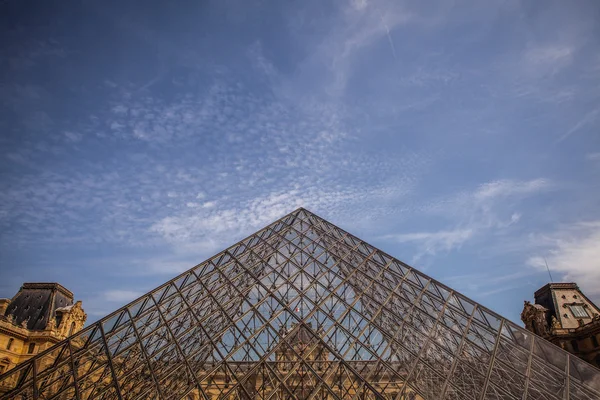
[0,0,599,326]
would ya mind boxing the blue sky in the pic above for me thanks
[1,0,599,325]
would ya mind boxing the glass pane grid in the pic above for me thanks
[1,207,599,400]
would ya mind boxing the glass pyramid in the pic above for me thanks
[1,208,599,399]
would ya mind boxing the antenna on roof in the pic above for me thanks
[543,257,554,283]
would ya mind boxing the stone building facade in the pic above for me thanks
[521,282,600,368]
[0,283,86,380]
[146,322,421,400]
[1,318,419,399]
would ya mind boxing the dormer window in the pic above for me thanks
[570,305,589,318]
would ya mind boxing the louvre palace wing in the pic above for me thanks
[1,208,599,400]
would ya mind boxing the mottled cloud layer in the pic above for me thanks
[1,0,599,322]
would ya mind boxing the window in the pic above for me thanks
[0,365,5,374]
[571,340,579,352]
[592,335,599,348]
[27,343,35,354]
[570,305,589,318]
[6,338,13,350]
[68,322,76,336]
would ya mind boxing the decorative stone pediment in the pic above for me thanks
[55,300,87,339]
[521,300,550,337]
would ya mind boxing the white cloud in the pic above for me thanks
[557,108,600,143]
[112,104,127,113]
[126,257,199,276]
[473,179,550,202]
[383,228,473,259]
[525,44,573,72]
[0,69,423,252]
[385,179,551,261]
[150,188,315,246]
[148,180,413,259]
[506,212,521,226]
[103,290,143,303]
[586,152,600,162]
[275,0,416,98]
[527,221,600,298]
[427,178,551,229]
[63,131,82,142]
[351,0,369,11]
[202,201,217,209]
[132,127,148,140]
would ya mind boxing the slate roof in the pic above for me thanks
[3,283,74,331]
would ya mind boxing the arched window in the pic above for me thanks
[68,322,76,336]
[6,338,14,350]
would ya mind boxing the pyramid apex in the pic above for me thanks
[287,206,314,217]
[291,206,319,216]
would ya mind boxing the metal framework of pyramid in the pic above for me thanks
[1,208,600,400]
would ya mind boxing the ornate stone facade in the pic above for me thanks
[521,282,600,368]
[0,283,86,385]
